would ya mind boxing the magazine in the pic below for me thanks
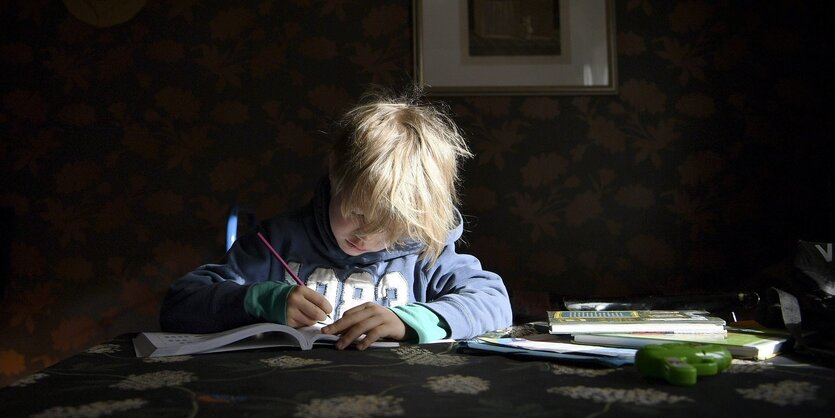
[547,310,726,334]
[477,335,637,358]
[455,325,636,367]
[133,322,399,358]
[459,337,635,367]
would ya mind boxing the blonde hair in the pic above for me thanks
[329,88,472,264]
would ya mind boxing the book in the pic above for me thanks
[547,310,726,335]
[477,335,637,359]
[455,325,636,367]
[459,337,635,367]
[573,331,789,360]
[133,322,399,358]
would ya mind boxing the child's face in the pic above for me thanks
[329,194,388,256]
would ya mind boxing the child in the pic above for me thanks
[159,88,513,349]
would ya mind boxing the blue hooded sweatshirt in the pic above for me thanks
[160,178,512,340]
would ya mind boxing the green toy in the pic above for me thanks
[635,343,732,386]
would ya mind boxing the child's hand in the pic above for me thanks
[321,302,407,350]
[285,286,333,328]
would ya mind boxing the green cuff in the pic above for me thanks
[244,281,295,325]
[390,304,450,343]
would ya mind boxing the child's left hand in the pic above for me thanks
[321,302,407,350]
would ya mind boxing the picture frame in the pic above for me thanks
[413,0,617,95]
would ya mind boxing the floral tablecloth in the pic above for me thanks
[1,333,833,417]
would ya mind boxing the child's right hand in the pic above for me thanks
[285,286,333,327]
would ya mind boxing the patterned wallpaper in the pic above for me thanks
[0,0,830,386]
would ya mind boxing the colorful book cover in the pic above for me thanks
[547,310,726,334]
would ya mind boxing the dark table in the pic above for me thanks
[2,332,833,417]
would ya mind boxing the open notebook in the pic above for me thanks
[133,322,399,357]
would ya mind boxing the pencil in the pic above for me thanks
[256,231,333,320]
[256,231,304,285]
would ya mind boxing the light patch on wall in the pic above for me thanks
[63,0,146,28]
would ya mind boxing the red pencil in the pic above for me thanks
[256,232,304,286]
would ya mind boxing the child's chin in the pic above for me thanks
[340,244,364,256]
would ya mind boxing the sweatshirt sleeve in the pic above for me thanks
[390,303,450,343]
[416,246,513,340]
[245,281,296,325]
[159,226,285,333]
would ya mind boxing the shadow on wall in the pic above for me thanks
[0,207,10,303]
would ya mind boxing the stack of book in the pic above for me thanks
[547,310,790,361]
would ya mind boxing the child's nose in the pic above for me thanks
[354,235,378,247]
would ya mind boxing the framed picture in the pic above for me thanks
[413,0,617,95]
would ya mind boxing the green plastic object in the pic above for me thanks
[635,343,732,386]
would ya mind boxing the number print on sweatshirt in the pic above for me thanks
[341,271,376,314]
[287,263,408,318]
[302,267,340,311]
[376,272,408,308]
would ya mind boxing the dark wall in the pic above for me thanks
[0,1,831,386]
